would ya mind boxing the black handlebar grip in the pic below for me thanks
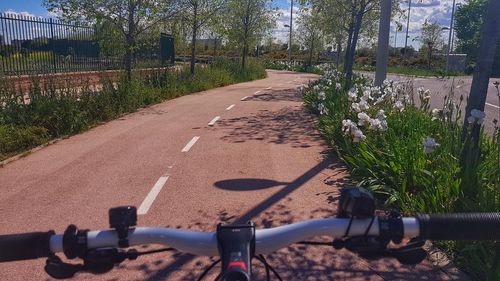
[416,213,500,241]
[0,231,55,262]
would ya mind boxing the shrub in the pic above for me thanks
[0,125,49,160]
[0,59,266,159]
[303,64,499,280]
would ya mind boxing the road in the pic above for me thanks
[1,70,458,280]
[366,72,500,134]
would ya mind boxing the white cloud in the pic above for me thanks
[271,0,463,48]
[273,6,300,43]
[3,9,36,18]
[391,0,464,48]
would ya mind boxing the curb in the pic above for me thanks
[0,137,65,168]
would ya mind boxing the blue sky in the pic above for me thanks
[1,0,461,48]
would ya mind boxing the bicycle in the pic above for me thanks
[1,187,499,281]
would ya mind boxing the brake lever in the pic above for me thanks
[384,239,427,265]
[334,237,426,265]
[45,254,82,279]
[44,248,139,279]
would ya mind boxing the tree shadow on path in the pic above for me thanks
[218,106,322,148]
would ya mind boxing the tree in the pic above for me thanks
[222,0,275,69]
[455,0,500,76]
[455,0,487,63]
[463,0,500,143]
[308,0,350,66]
[43,0,178,79]
[296,7,323,66]
[416,20,445,50]
[179,0,226,74]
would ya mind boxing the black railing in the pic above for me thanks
[0,13,173,76]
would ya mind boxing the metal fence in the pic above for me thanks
[0,13,174,76]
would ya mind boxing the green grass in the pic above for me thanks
[0,59,266,161]
[354,65,465,77]
[303,64,499,281]
[262,59,323,74]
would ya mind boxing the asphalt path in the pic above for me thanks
[0,70,459,280]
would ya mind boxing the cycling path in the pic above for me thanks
[0,70,458,280]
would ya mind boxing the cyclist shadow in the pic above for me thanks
[138,156,347,280]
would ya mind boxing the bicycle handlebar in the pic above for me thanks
[416,213,500,240]
[0,231,54,262]
[1,213,500,263]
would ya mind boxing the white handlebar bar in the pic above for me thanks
[49,218,420,256]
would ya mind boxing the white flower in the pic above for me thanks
[359,99,370,111]
[318,103,329,115]
[318,91,326,100]
[313,85,320,91]
[357,112,371,126]
[368,118,381,130]
[342,119,357,134]
[336,83,342,90]
[380,120,388,131]
[351,102,361,112]
[394,100,404,111]
[422,137,440,154]
[471,109,486,119]
[352,128,366,143]
[348,88,358,101]
[376,110,386,120]
[431,108,441,120]
[467,109,486,125]
[374,97,385,105]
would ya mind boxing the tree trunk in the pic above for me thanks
[336,42,342,66]
[125,36,134,81]
[242,42,248,69]
[190,3,198,75]
[213,37,217,57]
[308,35,314,66]
[242,21,249,69]
[125,1,137,81]
[343,14,355,72]
[462,0,500,142]
[345,10,364,84]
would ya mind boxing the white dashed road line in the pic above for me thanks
[181,136,200,152]
[138,176,169,215]
[241,96,249,101]
[486,102,500,109]
[208,116,221,126]
[226,104,235,110]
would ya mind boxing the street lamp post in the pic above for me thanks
[427,41,434,69]
[445,0,457,73]
[375,0,392,86]
[289,0,293,62]
[404,0,412,57]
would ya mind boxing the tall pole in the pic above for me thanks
[445,0,456,73]
[375,0,392,86]
[394,26,398,54]
[404,0,411,56]
[289,0,293,62]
